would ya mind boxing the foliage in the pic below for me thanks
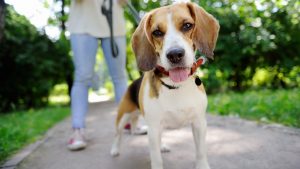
[48,83,70,105]
[202,0,300,92]
[0,6,73,112]
[0,106,69,163]
[208,88,300,128]
[2,0,299,110]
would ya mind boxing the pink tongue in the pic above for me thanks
[169,68,190,83]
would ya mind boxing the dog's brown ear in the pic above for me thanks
[131,13,157,71]
[187,2,220,59]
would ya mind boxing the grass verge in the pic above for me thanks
[0,106,69,164]
[208,88,300,128]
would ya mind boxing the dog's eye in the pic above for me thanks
[152,30,164,37]
[182,23,194,32]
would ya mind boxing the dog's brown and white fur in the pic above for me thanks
[111,2,219,169]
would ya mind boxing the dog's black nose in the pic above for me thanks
[167,48,185,64]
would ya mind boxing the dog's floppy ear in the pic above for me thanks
[187,2,220,59]
[131,13,157,71]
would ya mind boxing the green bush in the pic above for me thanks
[0,6,73,112]
[204,0,300,91]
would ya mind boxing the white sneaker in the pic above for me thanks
[67,129,87,151]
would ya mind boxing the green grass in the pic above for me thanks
[0,106,70,164]
[208,88,300,128]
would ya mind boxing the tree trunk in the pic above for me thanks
[0,0,6,42]
[60,0,66,31]
[61,0,73,97]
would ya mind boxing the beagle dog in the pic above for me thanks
[111,2,219,169]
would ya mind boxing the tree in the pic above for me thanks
[204,0,300,91]
[0,6,73,112]
[0,0,5,42]
[46,0,73,95]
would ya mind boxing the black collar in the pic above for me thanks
[160,79,179,90]
[160,76,202,90]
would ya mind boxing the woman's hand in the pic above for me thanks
[117,0,128,7]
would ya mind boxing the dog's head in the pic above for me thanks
[132,2,219,82]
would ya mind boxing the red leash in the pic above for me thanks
[155,57,206,76]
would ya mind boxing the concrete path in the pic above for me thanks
[4,101,300,169]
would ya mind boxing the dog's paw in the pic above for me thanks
[160,144,171,153]
[110,147,120,157]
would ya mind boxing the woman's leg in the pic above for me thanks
[101,36,128,103]
[70,33,98,129]
[102,37,147,135]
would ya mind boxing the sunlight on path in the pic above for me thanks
[88,92,111,103]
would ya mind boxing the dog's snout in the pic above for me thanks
[166,48,185,64]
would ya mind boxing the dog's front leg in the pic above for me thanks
[192,116,210,169]
[148,124,163,169]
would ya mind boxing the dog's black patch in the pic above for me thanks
[129,76,143,108]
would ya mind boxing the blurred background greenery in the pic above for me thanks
[1,0,299,112]
[0,0,299,163]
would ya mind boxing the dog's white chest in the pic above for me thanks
[144,78,207,129]
[162,106,198,129]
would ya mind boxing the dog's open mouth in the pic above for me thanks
[169,67,190,83]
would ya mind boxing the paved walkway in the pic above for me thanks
[3,101,300,169]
